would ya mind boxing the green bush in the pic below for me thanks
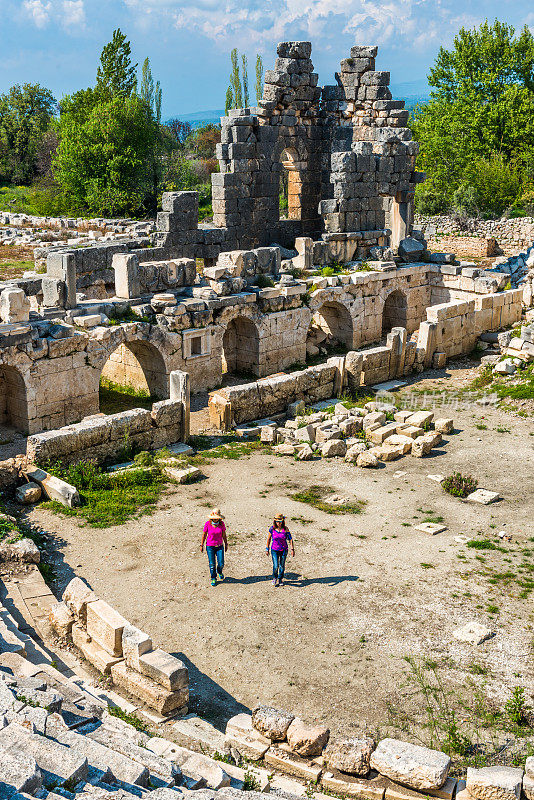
[415,182,449,215]
[442,472,478,498]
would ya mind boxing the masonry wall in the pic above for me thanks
[416,214,534,256]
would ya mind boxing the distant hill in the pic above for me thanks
[172,80,430,126]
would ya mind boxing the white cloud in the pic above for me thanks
[23,0,52,28]
[63,0,85,26]
[22,0,85,29]
[123,0,462,54]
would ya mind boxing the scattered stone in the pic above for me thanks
[14,482,42,504]
[452,622,494,646]
[427,474,445,483]
[286,717,330,757]
[0,537,40,563]
[297,444,314,460]
[414,523,447,535]
[345,442,368,462]
[265,746,322,781]
[252,705,295,740]
[357,451,379,468]
[163,465,201,483]
[321,439,347,458]
[370,738,451,791]
[466,489,501,505]
[274,443,297,456]
[24,466,80,508]
[433,418,454,434]
[225,714,271,760]
[324,736,376,776]
[48,601,74,639]
[467,766,523,800]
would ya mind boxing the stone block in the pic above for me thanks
[406,411,433,427]
[24,467,80,508]
[0,288,30,324]
[252,705,295,740]
[322,769,386,799]
[72,623,124,673]
[357,451,379,468]
[434,418,454,434]
[14,482,41,505]
[466,489,501,505]
[467,767,523,800]
[122,624,152,671]
[370,738,450,790]
[324,736,376,776]
[321,439,347,458]
[111,661,188,716]
[63,576,98,622]
[265,746,322,781]
[48,601,74,639]
[86,599,128,657]
[225,713,271,760]
[164,466,201,484]
[452,622,493,645]
[113,253,141,299]
[286,717,330,757]
[138,648,188,691]
[369,423,398,445]
[363,411,386,429]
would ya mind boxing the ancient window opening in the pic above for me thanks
[190,336,202,356]
[308,302,354,355]
[222,316,260,378]
[0,366,29,433]
[280,148,302,221]
[382,290,408,335]
[99,340,168,413]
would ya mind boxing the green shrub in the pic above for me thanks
[505,687,531,726]
[442,472,478,498]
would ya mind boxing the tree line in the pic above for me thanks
[0,29,221,218]
[412,20,534,219]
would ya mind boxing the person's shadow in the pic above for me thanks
[223,573,359,587]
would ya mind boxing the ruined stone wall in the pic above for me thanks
[417,214,534,256]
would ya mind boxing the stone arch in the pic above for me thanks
[382,290,407,335]
[99,339,168,407]
[309,301,354,352]
[0,365,29,433]
[222,316,261,377]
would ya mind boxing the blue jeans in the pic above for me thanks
[206,545,225,579]
[271,548,287,581]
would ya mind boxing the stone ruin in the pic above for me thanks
[0,40,529,466]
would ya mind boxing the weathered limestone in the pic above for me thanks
[14,482,41,504]
[122,624,153,671]
[63,576,98,623]
[0,288,30,323]
[466,767,523,800]
[325,736,376,776]
[225,713,271,760]
[113,253,141,299]
[111,661,188,716]
[370,738,451,790]
[265,746,322,781]
[453,622,493,645]
[48,601,74,639]
[286,717,330,757]
[86,599,128,657]
[138,648,188,691]
[252,705,295,740]
[24,466,80,508]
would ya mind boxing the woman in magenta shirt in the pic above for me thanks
[201,508,228,586]
[266,512,295,587]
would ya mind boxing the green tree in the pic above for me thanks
[96,28,137,99]
[225,86,233,115]
[139,57,162,122]
[255,55,264,103]
[0,83,56,184]
[230,48,242,108]
[412,19,534,216]
[53,94,159,216]
[241,54,249,107]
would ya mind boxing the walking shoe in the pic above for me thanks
[273,578,278,586]
[218,572,224,581]
[279,579,284,586]
[211,579,217,587]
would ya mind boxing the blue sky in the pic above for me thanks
[1,0,532,116]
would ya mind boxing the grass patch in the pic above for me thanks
[42,460,166,528]
[187,434,264,463]
[466,539,501,551]
[108,704,151,733]
[0,258,35,279]
[99,378,155,415]
[290,484,365,515]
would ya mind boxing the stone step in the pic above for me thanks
[146,738,231,790]
[0,721,89,786]
[87,723,181,785]
[171,714,228,756]
[0,744,42,796]
[0,610,30,656]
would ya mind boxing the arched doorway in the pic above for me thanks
[308,302,353,355]
[0,366,29,433]
[280,148,302,221]
[99,340,168,413]
[382,290,407,335]
[222,317,260,377]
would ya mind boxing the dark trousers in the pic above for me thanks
[271,548,287,580]
[206,545,224,579]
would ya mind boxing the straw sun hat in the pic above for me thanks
[209,508,224,521]
[273,513,285,521]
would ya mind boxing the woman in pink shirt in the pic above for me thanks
[201,508,228,586]
[266,512,295,587]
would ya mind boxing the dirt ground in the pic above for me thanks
[27,362,534,743]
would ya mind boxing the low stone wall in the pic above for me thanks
[416,213,534,256]
[50,576,189,716]
[26,398,186,466]
[210,360,341,425]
